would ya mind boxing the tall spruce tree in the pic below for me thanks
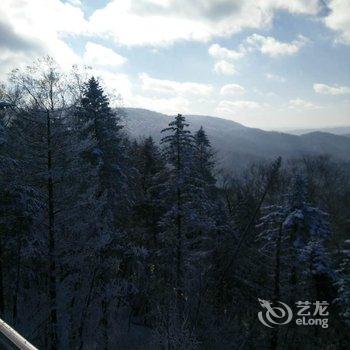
[75,76,127,218]
[131,137,166,244]
[124,137,167,328]
[193,126,215,187]
[191,126,218,249]
[159,114,194,302]
[72,76,130,349]
[156,116,218,347]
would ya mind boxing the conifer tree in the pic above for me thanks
[72,76,130,349]
[259,175,334,288]
[159,114,194,303]
[131,137,166,247]
[193,126,215,187]
[74,77,127,219]
[157,117,218,346]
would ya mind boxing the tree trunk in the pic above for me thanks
[47,110,58,350]
[101,293,108,350]
[0,234,4,316]
[69,281,79,349]
[270,223,282,350]
[78,267,96,350]
[12,231,22,325]
[175,128,184,318]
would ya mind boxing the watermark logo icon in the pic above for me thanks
[258,299,329,328]
[258,298,293,328]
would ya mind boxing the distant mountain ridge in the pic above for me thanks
[121,108,350,170]
[284,126,350,135]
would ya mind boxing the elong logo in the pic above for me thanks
[258,299,329,329]
[258,299,293,328]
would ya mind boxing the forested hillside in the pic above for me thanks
[0,60,350,349]
[124,108,350,171]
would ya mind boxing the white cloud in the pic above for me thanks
[72,70,195,114]
[133,73,212,114]
[289,98,318,109]
[265,73,286,82]
[139,73,213,96]
[214,60,237,75]
[209,43,244,75]
[67,0,82,6]
[313,83,350,95]
[267,0,322,14]
[216,100,261,114]
[0,0,323,86]
[83,42,127,69]
[131,95,190,115]
[209,33,308,75]
[208,43,245,60]
[245,34,309,57]
[220,84,245,96]
[324,0,350,44]
[0,1,131,104]
[88,68,132,103]
[88,0,321,46]
[0,0,87,76]
[223,100,261,109]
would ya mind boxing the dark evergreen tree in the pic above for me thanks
[74,76,128,223]
[125,137,167,327]
[152,116,217,347]
[193,126,215,187]
[159,114,194,303]
[71,76,131,349]
[131,136,166,246]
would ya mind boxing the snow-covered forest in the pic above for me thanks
[0,59,350,349]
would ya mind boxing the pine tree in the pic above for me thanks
[284,175,333,290]
[191,126,219,246]
[193,127,215,187]
[159,114,194,303]
[72,76,130,349]
[121,137,167,327]
[74,77,128,219]
[190,126,219,283]
[155,116,220,347]
[259,175,334,288]
[130,137,167,251]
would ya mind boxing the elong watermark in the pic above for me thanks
[258,298,329,329]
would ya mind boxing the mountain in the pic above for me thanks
[283,126,350,136]
[121,108,350,171]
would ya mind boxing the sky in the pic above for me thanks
[0,0,350,130]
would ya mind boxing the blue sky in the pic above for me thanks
[0,0,349,129]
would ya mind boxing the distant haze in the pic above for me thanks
[273,126,350,136]
[122,108,350,171]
